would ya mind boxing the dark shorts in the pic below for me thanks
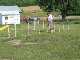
[47,21,50,26]
[47,21,52,26]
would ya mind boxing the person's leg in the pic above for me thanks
[46,26,48,32]
[46,22,49,32]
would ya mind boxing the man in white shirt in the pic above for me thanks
[46,13,53,32]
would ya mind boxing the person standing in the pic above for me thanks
[46,13,53,32]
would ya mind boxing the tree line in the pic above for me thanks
[0,0,38,7]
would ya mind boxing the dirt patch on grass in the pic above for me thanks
[8,39,50,45]
[0,37,7,39]
[30,37,35,40]
[0,59,13,60]
[8,39,38,45]
[23,40,50,45]
[24,42,37,44]
[8,39,21,45]
[44,40,50,43]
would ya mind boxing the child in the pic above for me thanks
[46,13,53,32]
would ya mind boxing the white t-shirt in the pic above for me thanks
[47,14,52,21]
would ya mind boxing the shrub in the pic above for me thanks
[21,9,24,13]
[74,21,80,24]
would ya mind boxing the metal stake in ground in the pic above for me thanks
[28,21,29,40]
[43,17,44,29]
[59,27,60,32]
[67,20,68,24]
[63,25,64,30]
[38,17,39,24]
[68,25,69,31]
[28,21,29,35]
[15,22,16,37]
[39,30,40,34]
[34,20,35,30]
[8,26,10,38]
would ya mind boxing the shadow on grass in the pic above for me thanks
[38,30,46,32]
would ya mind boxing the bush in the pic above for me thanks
[74,21,80,24]
[21,9,24,13]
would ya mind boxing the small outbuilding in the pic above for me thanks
[0,6,21,25]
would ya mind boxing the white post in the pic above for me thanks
[28,21,29,40]
[15,22,16,37]
[28,21,29,29]
[38,17,39,24]
[28,21,29,35]
[43,17,44,29]
[67,20,68,22]
[34,20,35,30]
[39,30,40,34]
[8,26,10,37]
[59,27,60,32]
[68,25,69,31]
[63,25,64,30]
[38,20,39,24]
[54,24,55,32]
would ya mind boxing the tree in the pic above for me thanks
[0,0,38,7]
[38,0,80,21]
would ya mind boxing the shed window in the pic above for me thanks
[5,17,8,20]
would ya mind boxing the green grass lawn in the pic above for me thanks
[0,22,80,60]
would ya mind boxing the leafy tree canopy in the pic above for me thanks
[38,0,80,21]
[0,0,38,7]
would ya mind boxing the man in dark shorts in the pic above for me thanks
[46,13,53,32]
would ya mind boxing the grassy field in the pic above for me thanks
[0,6,80,60]
[20,6,42,12]
[0,21,80,60]
[20,6,45,18]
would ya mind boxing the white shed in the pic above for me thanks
[0,6,21,25]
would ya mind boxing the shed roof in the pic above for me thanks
[0,6,21,12]
[0,11,20,15]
